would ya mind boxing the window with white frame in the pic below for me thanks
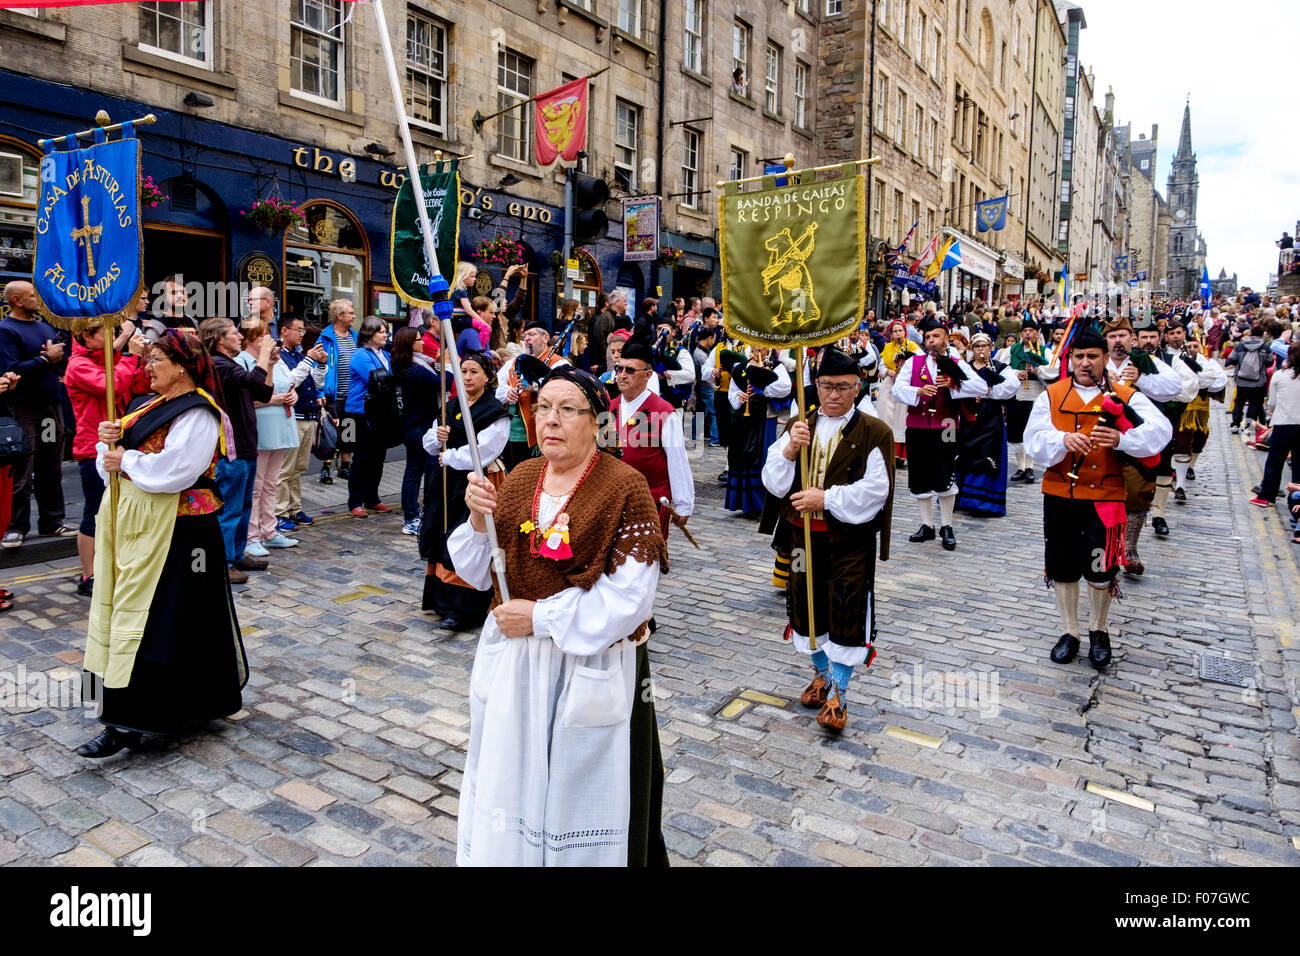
[684,0,705,74]
[895,89,907,150]
[915,10,926,64]
[615,100,639,191]
[732,22,750,96]
[898,0,909,48]
[893,188,904,242]
[618,0,641,38]
[496,48,532,163]
[291,0,345,105]
[682,128,701,209]
[764,43,780,114]
[730,148,747,183]
[406,11,446,133]
[826,0,842,15]
[139,1,211,67]
[931,27,941,78]
[798,0,810,13]
[927,117,937,168]
[874,73,888,134]
[794,62,808,129]
[912,105,923,160]
[872,178,884,238]
[879,0,889,33]
[1012,11,1021,60]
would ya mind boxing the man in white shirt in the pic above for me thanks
[762,348,894,731]
[891,316,988,550]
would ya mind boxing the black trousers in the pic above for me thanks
[1232,385,1267,426]
[713,387,732,448]
[6,404,66,536]
[346,419,386,510]
[1258,423,1300,502]
[1005,399,1034,444]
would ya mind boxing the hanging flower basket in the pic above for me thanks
[140,174,167,209]
[475,234,526,266]
[657,246,684,269]
[241,197,307,234]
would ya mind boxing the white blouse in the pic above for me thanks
[448,491,660,658]
[95,406,220,495]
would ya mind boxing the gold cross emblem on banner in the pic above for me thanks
[70,195,103,277]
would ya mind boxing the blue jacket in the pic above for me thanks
[317,323,357,402]
[345,347,392,416]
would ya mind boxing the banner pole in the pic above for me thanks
[369,0,509,600]
[795,346,817,651]
[104,320,120,589]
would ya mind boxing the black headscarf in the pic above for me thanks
[538,365,610,417]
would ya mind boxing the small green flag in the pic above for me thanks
[719,170,865,348]
[390,163,460,308]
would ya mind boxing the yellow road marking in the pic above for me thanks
[884,725,943,749]
[1085,781,1156,813]
[739,689,789,707]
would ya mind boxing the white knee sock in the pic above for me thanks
[919,496,935,527]
[1088,583,1114,632]
[1055,580,1081,636]
[1152,479,1172,516]
[1172,455,1190,490]
[938,492,956,527]
[1008,443,1025,469]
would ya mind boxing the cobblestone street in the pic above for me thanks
[2,419,1298,867]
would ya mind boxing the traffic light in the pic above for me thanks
[570,172,609,244]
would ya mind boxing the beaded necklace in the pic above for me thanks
[520,450,600,557]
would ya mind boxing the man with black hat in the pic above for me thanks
[891,315,987,550]
[1100,314,1184,574]
[1006,316,1059,482]
[1025,327,1171,670]
[762,347,895,730]
[496,321,568,468]
[1134,314,1200,540]
[611,329,694,540]
[652,317,696,411]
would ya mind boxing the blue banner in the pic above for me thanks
[33,129,143,326]
[975,195,1008,232]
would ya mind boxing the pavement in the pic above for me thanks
[1,415,1298,867]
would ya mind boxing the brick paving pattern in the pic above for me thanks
[1,420,1298,866]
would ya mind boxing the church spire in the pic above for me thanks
[1175,97,1193,162]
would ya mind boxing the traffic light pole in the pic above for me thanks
[563,166,574,304]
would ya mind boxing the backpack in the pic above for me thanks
[1236,345,1264,384]
[364,366,404,448]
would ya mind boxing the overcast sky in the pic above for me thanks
[1075,0,1297,290]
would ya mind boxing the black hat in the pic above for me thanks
[1021,316,1039,331]
[524,320,549,333]
[1070,327,1106,352]
[918,315,944,333]
[620,325,656,365]
[815,346,859,378]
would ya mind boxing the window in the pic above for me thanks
[879,0,889,32]
[1012,12,1021,60]
[683,0,705,74]
[798,0,810,12]
[975,109,985,165]
[912,200,920,236]
[764,43,781,114]
[496,48,532,163]
[931,28,941,78]
[615,100,639,191]
[895,89,907,150]
[1140,159,1149,170]
[915,11,925,63]
[872,178,885,238]
[894,188,905,242]
[291,0,345,105]
[682,128,701,209]
[826,0,842,14]
[794,62,808,129]
[962,0,970,36]
[927,117,937,168]
[898,0,909,47]
[406,11,446,133]
[999,41,1007,87]
[732,21,750,97]
[912,105,922,160]
[874,73,889,134]
[139,1,211,67]
[618,0,641,36]
[730,148,747,183]
[926,207,935,239]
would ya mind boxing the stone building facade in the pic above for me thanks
[1024,0,1065,290]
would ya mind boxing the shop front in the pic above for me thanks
[943,228,998,307]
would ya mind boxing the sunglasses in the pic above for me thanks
[614,364,650,375]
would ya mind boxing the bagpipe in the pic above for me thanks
[1064,365,1159,486]
[1110,342,1160,377]
[728,348,780,417]
[928,343,968,383]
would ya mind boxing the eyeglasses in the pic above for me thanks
[816,382,858,395]
[534,402,592,420]
[614,364,650,375]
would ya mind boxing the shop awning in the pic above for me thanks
[943,228,998,282]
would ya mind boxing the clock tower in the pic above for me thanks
[1166,99,1205,299]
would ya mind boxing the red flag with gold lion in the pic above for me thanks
[534,77,589,166]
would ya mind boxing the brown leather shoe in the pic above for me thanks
[816,692,847,731]
[235,554,269,571]
[800,670,830,709]
[227,565,249,584]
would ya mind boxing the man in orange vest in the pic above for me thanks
[1024,327,1171,670]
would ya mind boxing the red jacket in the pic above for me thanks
[64,339,150,460]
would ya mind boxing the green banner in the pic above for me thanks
[390,163,460,308]
[719,169,865,348]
